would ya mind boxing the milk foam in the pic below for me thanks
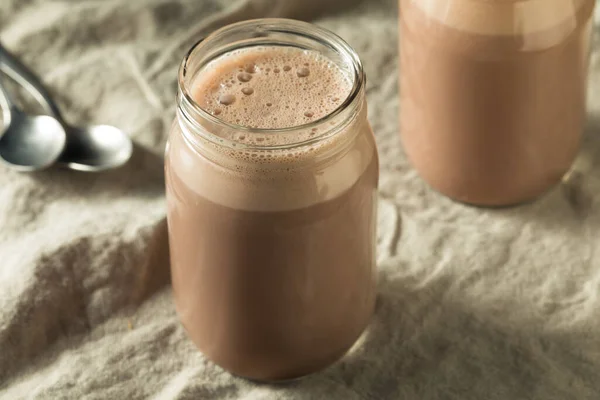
[192,46,352,130]
[168,126,375,211]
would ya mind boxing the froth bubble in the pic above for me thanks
[237,72,252,82]
[245,64,256,73]
[297,67,310,78]
[214,109,222,116]
[266,103,272,107]
[304,111,314,118]
[283,65,291,72]
[219,93,236,105]
[274,68,280,73]
[242,87,254,95]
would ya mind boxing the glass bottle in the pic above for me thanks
[399,0,595,206]
[165,19,379,381]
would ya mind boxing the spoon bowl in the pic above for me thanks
[59,124,133,171]
[0,101,66,171]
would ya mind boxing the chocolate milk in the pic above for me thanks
[166,46,378,380]
[400,0,595,206]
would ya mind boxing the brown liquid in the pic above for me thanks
[166,45,378,380]
[400,0,595,206]
[166,135,377,380]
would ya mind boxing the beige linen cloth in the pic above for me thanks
[2,0,600,398]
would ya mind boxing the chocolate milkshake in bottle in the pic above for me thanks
[399,0,595,206]
[165,19,378,381]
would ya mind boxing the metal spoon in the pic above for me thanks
[0,74,66,171]
[0,44,133,171]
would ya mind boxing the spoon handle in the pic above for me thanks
[0,43,64,121]
[0,74,16,132]
[0,73,16,108]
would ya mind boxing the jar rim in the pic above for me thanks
[177,18,365,150]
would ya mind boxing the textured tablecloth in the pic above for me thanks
[2,0,600,398]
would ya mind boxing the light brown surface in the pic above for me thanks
[2,0,600,398]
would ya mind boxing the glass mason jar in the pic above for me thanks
[165,19,378,381]
[399,0,595,206]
